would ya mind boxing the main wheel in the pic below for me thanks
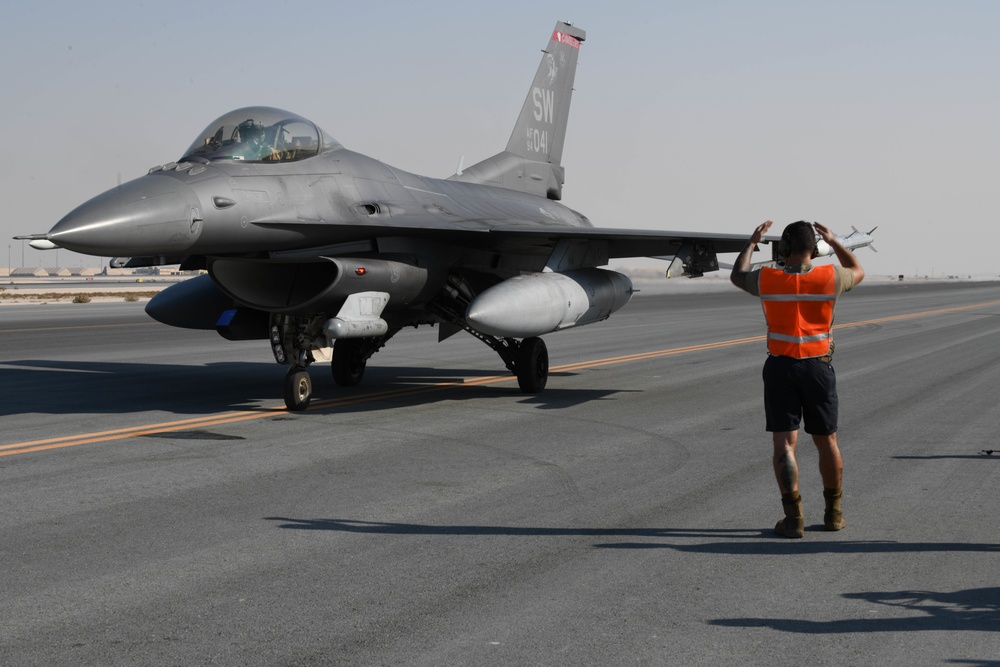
[284,366,312,411]
[516,336,548,393]
[332,339,367,387]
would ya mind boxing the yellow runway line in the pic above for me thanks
[0,322,156,334]
[3,298,998,458]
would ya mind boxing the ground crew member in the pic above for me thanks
[730,220,865,538]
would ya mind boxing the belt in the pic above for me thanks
[768,354,833,363]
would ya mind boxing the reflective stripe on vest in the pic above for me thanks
[758,264,836,358]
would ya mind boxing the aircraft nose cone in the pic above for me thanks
[48,174,203,256]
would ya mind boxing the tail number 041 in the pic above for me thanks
[525,128,549,154]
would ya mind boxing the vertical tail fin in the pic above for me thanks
[451,21,586,200]
[506,23,585,167]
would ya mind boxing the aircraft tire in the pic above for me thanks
[284,366,312,411]
[332,339,366,387]
[516,336,548,393]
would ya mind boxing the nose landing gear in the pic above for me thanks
[271,314,401,411]
[284,366,313,411]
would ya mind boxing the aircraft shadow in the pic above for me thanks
[709,587,1000,636]
[267,518,1000,650]
[0,359,624,417]
[267,516,1000,650]
[265,517,1000,556]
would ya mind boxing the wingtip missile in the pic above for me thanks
[812,226,877,258]
[841,226,877,253]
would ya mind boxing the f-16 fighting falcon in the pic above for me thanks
[17,22,874,411]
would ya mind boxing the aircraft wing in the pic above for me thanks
[253,216,763,278]
[487,225,757,258]
[256,217,759,262]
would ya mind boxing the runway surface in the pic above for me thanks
[2,280,999,665]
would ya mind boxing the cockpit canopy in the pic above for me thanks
[181,107,340,163]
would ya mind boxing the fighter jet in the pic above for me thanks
[17,21,826,410]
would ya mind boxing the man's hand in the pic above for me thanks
[813,221,865,286]
[751,220,774,245]
[813,221,836,245]
[731,220,773,290]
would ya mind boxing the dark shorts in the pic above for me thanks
[762,355,838,435]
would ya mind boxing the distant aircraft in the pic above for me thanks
[16,22,872,410]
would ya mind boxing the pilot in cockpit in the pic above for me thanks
[233,120,274,161]
[182,107,329,164]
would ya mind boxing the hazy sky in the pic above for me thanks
[3,0,998,277]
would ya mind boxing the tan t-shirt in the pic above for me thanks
[739,263,855,297]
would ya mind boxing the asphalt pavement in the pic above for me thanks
[1,280,998,666]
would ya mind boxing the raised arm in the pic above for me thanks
[730,220,773,290]
[814,222,865,286]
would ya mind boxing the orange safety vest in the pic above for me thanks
[758,264,837,358]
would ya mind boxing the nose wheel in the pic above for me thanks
[284,366,313,411]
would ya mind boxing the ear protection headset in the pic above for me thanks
[777,227,790,259]
[778,221,819,259]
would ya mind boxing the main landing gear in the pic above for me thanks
[331,338,367,387]
[280,333,548,411]
[272,302,550,412]
[426,287,550,395]
[515,336,549,393]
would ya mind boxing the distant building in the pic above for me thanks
[12,267,49,277]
